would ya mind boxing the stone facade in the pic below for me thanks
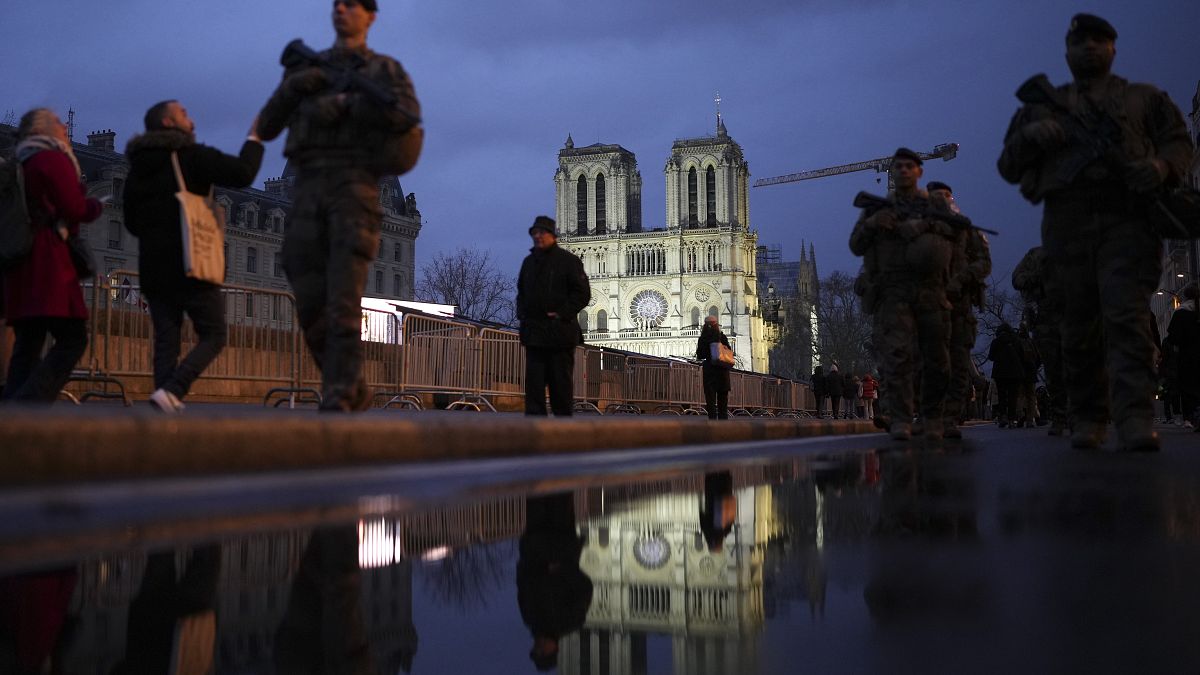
[1153,79,1200,334]
[0,124,421,308]
[555,119,778,372]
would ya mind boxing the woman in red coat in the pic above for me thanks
[2,108,101,402]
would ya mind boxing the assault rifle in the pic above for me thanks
[280,39,422,128]
[853,192,1000,236]
[1016,73,1196,239]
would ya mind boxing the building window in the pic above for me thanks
[597,309,608,332]
[687,167,698,228]
[108,220,122,249]
[578,310,589,333]
[273,252,282,278]
[375,270,383,294]
[705,166,716,227]
[245,293,254,317]
[691,307,700,326]
[576,176,588,235]
[393,274,401,297]
[246,247,258,274]
[595,173,606,234]
[708,305,719,318]
[394,242,402,262]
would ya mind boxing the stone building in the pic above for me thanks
[1153,79,1200,334]
[0,124,422,309]
[756,243,820,379]
[554,118,778,372]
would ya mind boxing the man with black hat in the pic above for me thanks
[516,216,590,416]
[998,13,1192,451]
[927,181,991,438]
[850,149,957,443]
[255,0,423,411]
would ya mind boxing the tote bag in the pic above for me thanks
[710,341,735,368]
[172,152,225,284]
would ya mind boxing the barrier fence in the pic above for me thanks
[68,273,814,415]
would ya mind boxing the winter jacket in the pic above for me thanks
[516,243,589,349]
[861,375,878,399]
[826,369,845,397]
[988,328,1028,381]
[2,150,101,321]
[811,368,827,397]
[123,130,263,296]
[696,325,732,392]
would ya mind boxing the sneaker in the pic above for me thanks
[150,388,184,414]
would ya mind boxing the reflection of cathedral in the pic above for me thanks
[555,117,778,371]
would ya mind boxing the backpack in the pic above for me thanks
[0,157,33,270]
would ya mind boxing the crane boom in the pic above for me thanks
[753,142,960,188]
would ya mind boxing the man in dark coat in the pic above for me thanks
[826,364,845,418]
[1163,283,1200,429]
[256,0,423,412]
[124,100,263,412]
[696,315,732,419]
[516,216,589,416]
[987,324,1027,428]
[997,13,1193,451]
[517,492,592,671]
[811,365,827,417]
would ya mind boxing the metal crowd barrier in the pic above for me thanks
[69,273,814,414]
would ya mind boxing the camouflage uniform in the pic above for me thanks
[1012,247,1068,431]
[999,74,1191,446]
[258,45,422,411]
[850,194,956,439]
[943,228,991,432]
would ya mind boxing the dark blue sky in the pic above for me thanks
[4,0,1197,286]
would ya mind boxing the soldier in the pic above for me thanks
[997,14,1193,451]
[850,148,957,442]
[926,181,991,439]
[256,0,423,411]
[1012,247,1068,435]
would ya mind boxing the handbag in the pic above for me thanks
[172,152,225,284]
[710,340,735,368]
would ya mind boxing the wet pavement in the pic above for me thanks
[2,422,1200,674]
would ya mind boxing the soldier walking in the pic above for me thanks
[850,148,957,443]
[926,181,991,438]
[997,14,1193,450]
[256,0,423,411]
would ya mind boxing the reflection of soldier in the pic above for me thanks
[850,148,956,443]
[927,182,991,438]
[518,493,592,671]
[1012,247,1068,435]
[256,0,423,411]
[998,14,1192,451]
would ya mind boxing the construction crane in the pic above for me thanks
[753,142,960,189]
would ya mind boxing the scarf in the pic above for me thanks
[15,134,82,178]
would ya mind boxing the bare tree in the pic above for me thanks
[813,271,875,376]
[978,276,1026,339]
[415,247,516,325]
[418,541,514,611]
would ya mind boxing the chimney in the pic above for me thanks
[87,129,116,152]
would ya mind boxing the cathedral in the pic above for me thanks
[554,117,778,373]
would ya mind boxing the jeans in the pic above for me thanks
[525,347,574,416]
[147,283,226,399]
[704,387,729,419]
[3,317,87,403]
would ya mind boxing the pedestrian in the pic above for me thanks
[998,13,1193,451]
[988,324,1026,428]
[811,365,827,417]
[516,216,590,416]
[1163,283,1200,430]
[256,0,423,411]
[827,363,845,418]
[861,373,878,421]
[1,108,102,403]
[696,315,732,419]
[1012,246,1068,435]
[927,181,991,439]
[850,374,863,419]
[849,148,957,442]
[123,101,263,413]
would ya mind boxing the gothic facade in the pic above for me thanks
[554,120,778,372]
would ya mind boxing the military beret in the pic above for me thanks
[892,147,923,166]
[926,181,952,194]
[1067,13,1117,42]
[358,0,379,11]
[529,215,557,236]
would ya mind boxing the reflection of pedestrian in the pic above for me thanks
[998,13,1193,451]
[516,217,590,416]
[2,108,101,402]
[124,100,263,413]
[699,472,737,552]
[696,316,731,419]
[518,493,592,671]
[256,0,423,412]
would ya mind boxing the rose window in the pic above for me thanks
[630,290,669,328]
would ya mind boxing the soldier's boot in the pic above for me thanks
[922,418,944,444]
[1117,417,1160,453]
[1070,421,1107,450]
[889,421,911,441]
